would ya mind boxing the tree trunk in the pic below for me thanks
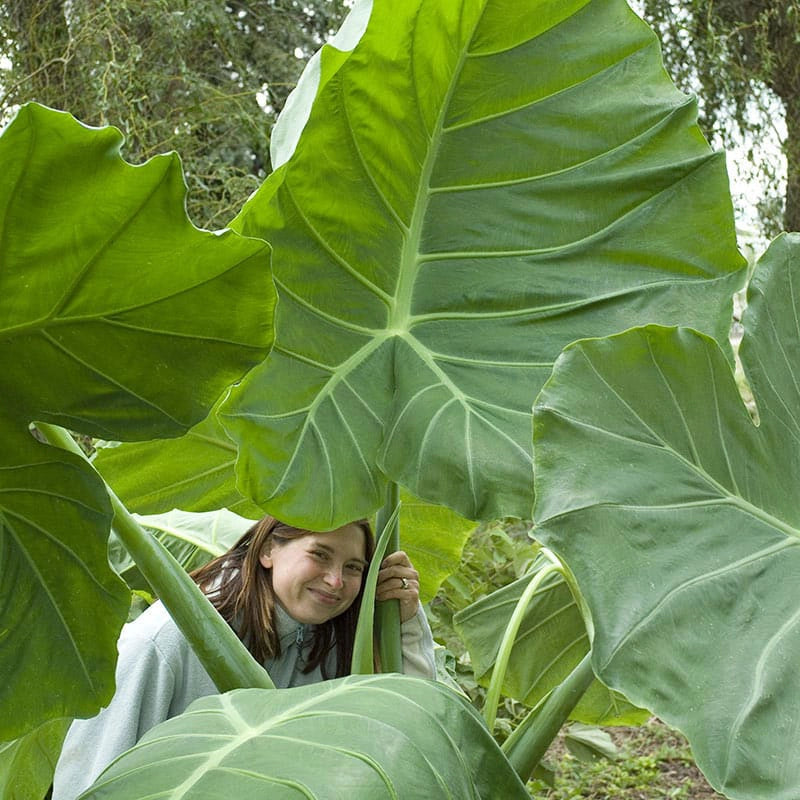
[783,98,800,233]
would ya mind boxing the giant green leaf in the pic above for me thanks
[0,104,274,738]
[82,676,530,799]
[454,565,648,725]
[533,234,800,799]
[220,0,745,529]
[0,104,274,439]
[0,424,127,741]
[398,489,474,603]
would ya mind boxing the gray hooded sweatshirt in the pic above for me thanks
[52,600,435,799]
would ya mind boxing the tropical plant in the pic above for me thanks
[0,0,760,796]
[80,677,530,799]
[453,555,649,729]
[0,718,71,800]
[94,0,745,538]
[89,0,747,766]
[532,233,800,800]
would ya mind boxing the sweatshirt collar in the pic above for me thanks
[274,602,311,644]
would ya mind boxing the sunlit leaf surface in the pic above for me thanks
[222,0,745,528]
[0,103,273,738]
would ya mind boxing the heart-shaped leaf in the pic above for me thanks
[533,234,800,799]
[83,675,530,799]
[221,0,745,528]
[0,103,274,738]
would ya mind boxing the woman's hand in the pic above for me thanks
[376,550,420,622]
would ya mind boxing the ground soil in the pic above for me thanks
[533,718,728,799]
[610,721,725,799]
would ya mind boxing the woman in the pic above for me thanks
[52,516,435,799]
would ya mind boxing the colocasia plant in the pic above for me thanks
[3,0,781,797]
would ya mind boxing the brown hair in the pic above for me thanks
[190,515,374,678]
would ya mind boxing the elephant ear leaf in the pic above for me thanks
[0,104,273,439]
[0,103,274,739]
[82,676,530,799]
[94,408,263,517]
[396,489,475,602]
[0,423,121,742]
[220,0,745,529]
[533,234,800,799]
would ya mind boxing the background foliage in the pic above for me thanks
[0,0,348,228]
[639,0,800,238]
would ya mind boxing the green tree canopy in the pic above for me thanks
[639,0,800,238]
[0,0,348,228]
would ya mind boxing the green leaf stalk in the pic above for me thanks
[37,423,274,692]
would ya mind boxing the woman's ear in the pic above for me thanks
[258,546,272,569]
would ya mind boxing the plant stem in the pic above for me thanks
[502,651,595,782]
[375,481,402,673]
[542,545,595,640]
[36,423,275,692]
[350,502,401,674]
[483,561,562,730]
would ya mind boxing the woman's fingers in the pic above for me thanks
[380,550,413,569]
[376,550,420,622]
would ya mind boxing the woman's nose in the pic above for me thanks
[324,568,343,588]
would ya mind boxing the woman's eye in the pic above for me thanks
[346,563,364,574]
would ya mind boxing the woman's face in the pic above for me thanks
[259,523,368,624]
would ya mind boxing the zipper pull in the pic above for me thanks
[295,624,306,647]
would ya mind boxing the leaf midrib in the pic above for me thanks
[389,4,484,333]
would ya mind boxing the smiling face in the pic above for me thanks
[259,523,368,625]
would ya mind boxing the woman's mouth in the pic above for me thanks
[309,588,341,605]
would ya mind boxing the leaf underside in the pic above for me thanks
[84,676,530,799]
[533,234,800,799]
